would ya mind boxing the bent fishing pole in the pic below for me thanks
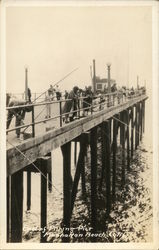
[32,67,79,103]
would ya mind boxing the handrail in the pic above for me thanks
[6,90,146,136]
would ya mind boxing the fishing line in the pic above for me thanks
[7,139,63,196]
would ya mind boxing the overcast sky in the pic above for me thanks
[6,5,152,94]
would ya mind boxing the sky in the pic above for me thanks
[6,5,152,94]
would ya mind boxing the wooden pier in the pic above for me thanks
[6,93,147,242]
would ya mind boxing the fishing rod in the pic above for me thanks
[32,67,79,103]
[21,67,79,134]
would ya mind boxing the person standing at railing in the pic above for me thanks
[55,85,62,101]
[83,86,93,116]
[45,90,53,119]
[62,86,79,123]
[6,95,30,139]
[28,88,32,103]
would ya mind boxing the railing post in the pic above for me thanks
[59,100,62,127]
[32,105,35,137]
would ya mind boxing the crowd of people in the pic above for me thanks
[6,83,146,138]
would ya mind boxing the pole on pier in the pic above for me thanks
[92,59,96,93]
[10,171,23,242]
[40,158,47,243]
[90,126,97,240]
[61,142,71,242]
[131,106,134,158]
[126,109,130,170]
[120,112,126,187]
[105,120,111,217]
[112,117,117,202]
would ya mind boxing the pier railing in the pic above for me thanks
[6,89,146,138]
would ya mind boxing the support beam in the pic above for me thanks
[112,117,117,201]
[99,123,106,191]
[140,102,143,141]
[7,176,11,242]
[120,112,126,187]
[131,106,134,158]
[105,121,111,217]
[74,141,77,166]
[27,171,31,210]
[47,152,52,192]
[61,142,71,242]
[40,158,47,243]
[135,104,138,150]
[143,100,145,133]
[137,103,140,147]
[11,171,23,242]
[71,135,87,213]
[90,126,97,239]
[126,109,130,170]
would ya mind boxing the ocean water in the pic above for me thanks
[21,98,153,243]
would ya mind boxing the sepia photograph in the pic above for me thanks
[0,0,158,249]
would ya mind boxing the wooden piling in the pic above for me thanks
[99,123,106,191]
[137,103,140,147]
[131,106,134,158]
[143,100,145,133]
[120,112,126,187]
[40,158,47,243]
[90,126,97,238]
[71,135,87,212]
[74,141,77,166]
[112,117,117,201]
[140,102,143,141]
[61,142,71,242]
[47,153,52,192]
[105,120,111,217]
[27,171,31,210]
[126,109,130,170]
[135,104,138,150]
[11,170,23,242]
[7,176,11,242]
